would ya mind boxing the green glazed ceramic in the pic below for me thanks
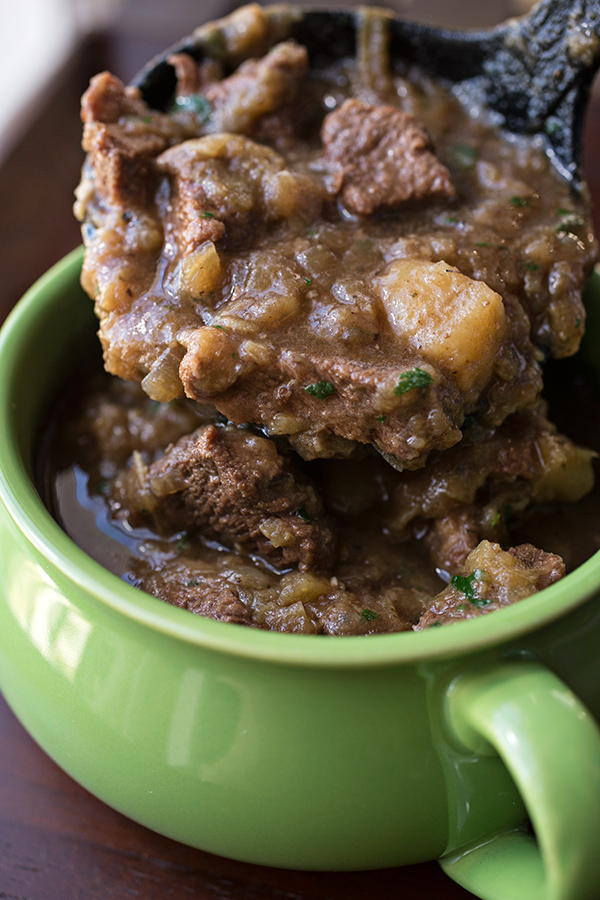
[1,248,600,900]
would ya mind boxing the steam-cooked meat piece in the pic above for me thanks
[165,40,308,149]
[321,99,456,215]
[143,570,255,625]
[67,374,209,470]
[424,512,480,574]
[137,557,425,634]
[416,539,566,629]
[508,543,566,590]
[167,53,204,97]
[81,71,146,124]
[203,40,309,135]
[80,72,183,209]
[176,257,544,468]
[156,133,325,254]
[122,423,337,573]
[386,404,596,571]
[179,329,466,466]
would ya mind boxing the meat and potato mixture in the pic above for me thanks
[58,3,599,633]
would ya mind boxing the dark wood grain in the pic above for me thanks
[0,40,106,324]
[0,4,599,897]
[0,695,472,899]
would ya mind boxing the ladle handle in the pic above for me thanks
[441,659,600,900]
[390,0,600,185]
[485,0,600,184]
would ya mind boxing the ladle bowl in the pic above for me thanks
[134,0,600,186]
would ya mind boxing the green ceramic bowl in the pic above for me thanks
[1,248,600,900]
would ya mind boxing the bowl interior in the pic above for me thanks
[1,248,600,667]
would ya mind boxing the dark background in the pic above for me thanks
[0,1,598,897]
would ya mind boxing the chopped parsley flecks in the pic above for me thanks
[470,596,491,609]
[376,414,387,423]
[556,208,585,233]
[304,278,313,287]
[394,367,433,397]
[305,380,335,399]
[450,568,489,608]
[523,261,541,272]
[490,510,502,528]
[360,609,379,622]
[510,196,529,208]
[203,31,227,56]
[448,142,477,169]
[171,93,213,123]
[297,505,311,522]
[202,211,216,219]
[176,532,190,554]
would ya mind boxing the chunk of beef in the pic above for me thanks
[386,404,596,571]
[136,556,424,634]
[176,257,542,468]
[203,41,308,136]
[416,539,565,629]
[178,328,466,467]
[424,512,481,574]
[167,53,204,97]
[166,40,307,150]
[122,423,337,573]
[508,543,566,590]
[156,133,325,254]
[81,71,147,124]
[142,569,255,625]
[75,73,186,321]
[321,99,456,216]
[80,72,183,208]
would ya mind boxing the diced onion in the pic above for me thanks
[180,241,221,299]
[141,342,186,402]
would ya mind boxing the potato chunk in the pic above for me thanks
[179,241,222,299]
[531,431,596,504]
[377,259,507,396]
[416,539,565,629]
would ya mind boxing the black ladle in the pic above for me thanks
[133,0,600,192]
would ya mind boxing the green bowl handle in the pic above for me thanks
[440,659,600,900]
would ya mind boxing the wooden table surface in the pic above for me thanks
[1,7,599,898]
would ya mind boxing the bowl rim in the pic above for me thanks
[1,247,599,669]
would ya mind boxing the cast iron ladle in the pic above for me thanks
[133,0,600,192]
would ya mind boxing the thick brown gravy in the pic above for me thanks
[37,351,600,635]
[59,4,599,634]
